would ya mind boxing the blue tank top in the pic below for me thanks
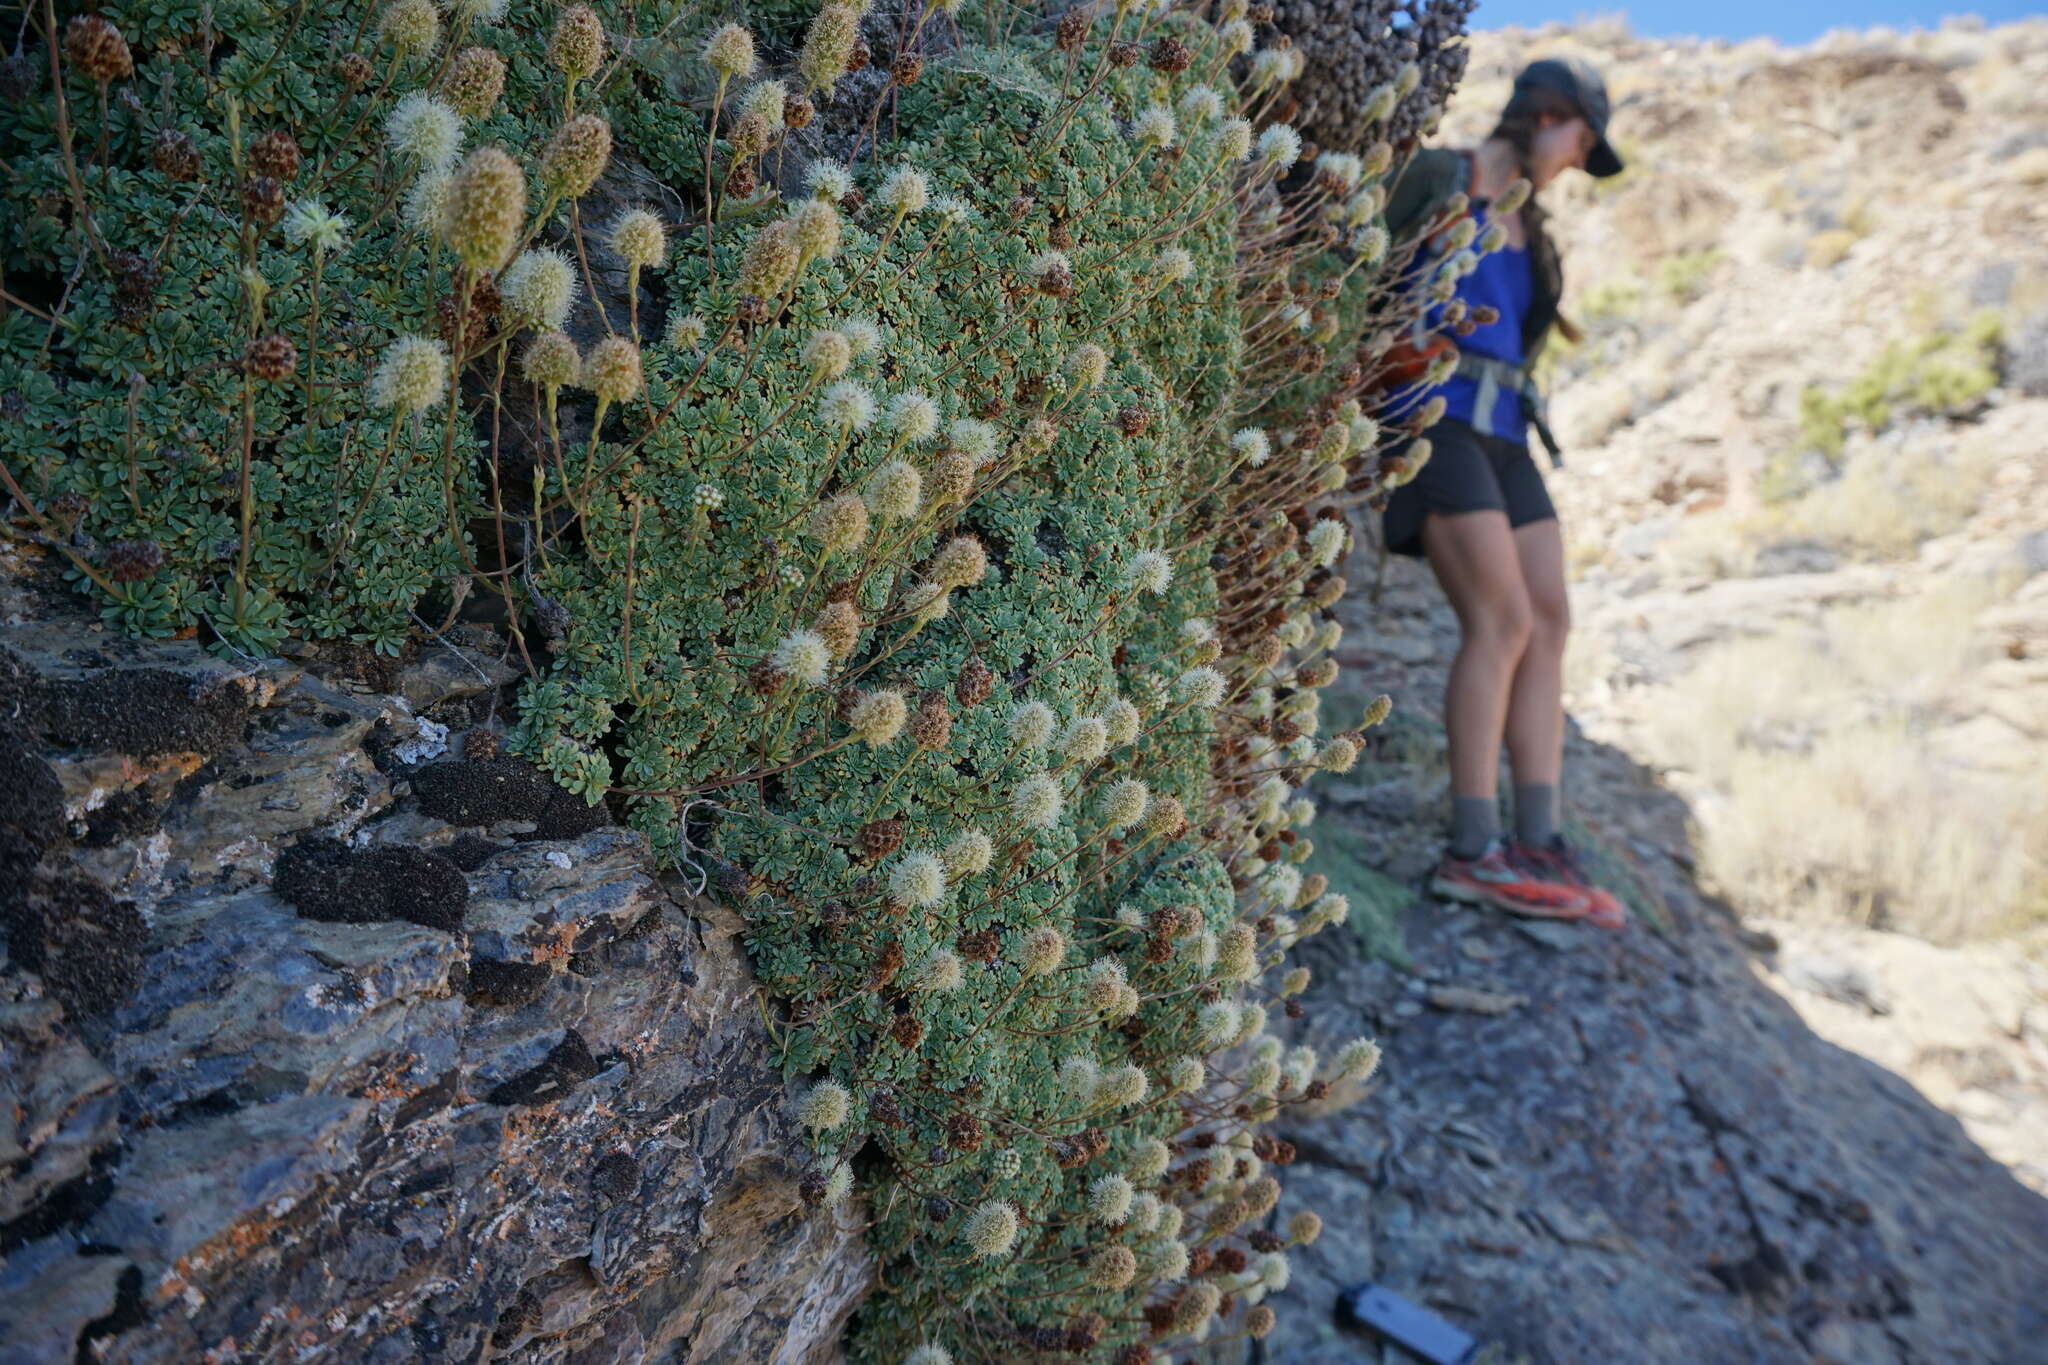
[1406,199,1534,447]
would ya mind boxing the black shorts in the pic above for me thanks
[1381,416,1556,558]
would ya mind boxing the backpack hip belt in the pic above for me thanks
[1453,350,1563,466]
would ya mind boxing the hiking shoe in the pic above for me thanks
[1428,839,1592,920]
[1511,835,1628,930]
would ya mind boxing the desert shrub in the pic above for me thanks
[0,0,1470,1357]
[1793,308,2004,465]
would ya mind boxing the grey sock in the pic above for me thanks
[1449,795,1500,860]
[1514,783,1558,847]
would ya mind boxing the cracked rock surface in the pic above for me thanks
[0,592,867,1365]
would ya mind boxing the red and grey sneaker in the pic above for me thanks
[1511,835,1628,931]
[1428,839,1592,920]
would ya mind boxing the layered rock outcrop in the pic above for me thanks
[0,580,866,1364]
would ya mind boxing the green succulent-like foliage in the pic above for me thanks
[2,0,1458,1358]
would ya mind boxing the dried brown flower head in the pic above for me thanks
[151,128,201,180]
[243,334,299,379]
[65,15,132,84]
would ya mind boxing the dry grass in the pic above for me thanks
[1635,578,2046,941]
[1651,435,1993,580]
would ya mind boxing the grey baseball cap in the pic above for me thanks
[1514,56,1623,178]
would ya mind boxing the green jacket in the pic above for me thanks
[1382,147,1565,378]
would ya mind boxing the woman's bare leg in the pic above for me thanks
[1421,509,1534,800]
[1504,517,1568,789]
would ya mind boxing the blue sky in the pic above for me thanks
[1470,1,2036,44]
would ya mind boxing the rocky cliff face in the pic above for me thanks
[0,558,866,1364]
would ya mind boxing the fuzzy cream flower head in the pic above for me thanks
[1132,1139,1173,1183]
[891,851,948,910]
[1494,176,1532,215]
[739,218,797,296]
[521,331,579,390]
[608,209,665,269]
[283,200,350,253]
[1087,1244,1137,1291]
[704,22,757,80]
[402,169,453,240]
[1065,342,1109,391]
[1197,1000,1238,1048]
[798,1078,851,1131]
[771,628,831,686]
[819,380,875,432]
[379,0,439,63]
[884,390,939,442]
[1229,427,1271,466]
[1012,772,1064,828]
[1312,424,1348,465]
[1318,735,1359,773]
[1058,1054,1100,1101]
[964,1200,1019,1258]
[549,5,605,80]
[927,535,987,590]
[541,114,612,200]
[1219,18,1254,53]
[1256,123,1302,171]
[943,828,993,877]
[1154,247,1194,285]
[1060,715,1109,765]
[850,688,906,745]
[1088,1173,1135,1224]
[1248,48,1292,93]
[1133,104,1177,148]
[876,165,930,217]
[1101,698,1141,748]
[1477,221,1508,255]
[370,336,449,413]
[583,336,642,403]
[931,195,974,228]
[386,93,462,173]
[1263,863,1303,908]
[904,1347,953,1365]
[1176,666,1227,708]
[449,0,509,22]
[1214,117,1254,162]
[1303,891,1349,934]
[1336,1037,1382,1082]
[791,199,842,262]
[797,3,860,94]
[501,249,577,331]
[1099,777,1150,830]
[864,458,922,522]
[740,77,787,128]
[833,319,880,362]
[945,417,999,465]
[1307,519,1347,567]
[1178,84,1223,123]
[1100,1061,1150,1107]
[1316,150,1364,190]
[801,329,852,381]
[1124,549,1172,596]
[1008,700,1055,751]
[806,157,853,201]
[1020,925,1067,977]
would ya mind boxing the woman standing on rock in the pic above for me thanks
[1376,56,1627,928]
